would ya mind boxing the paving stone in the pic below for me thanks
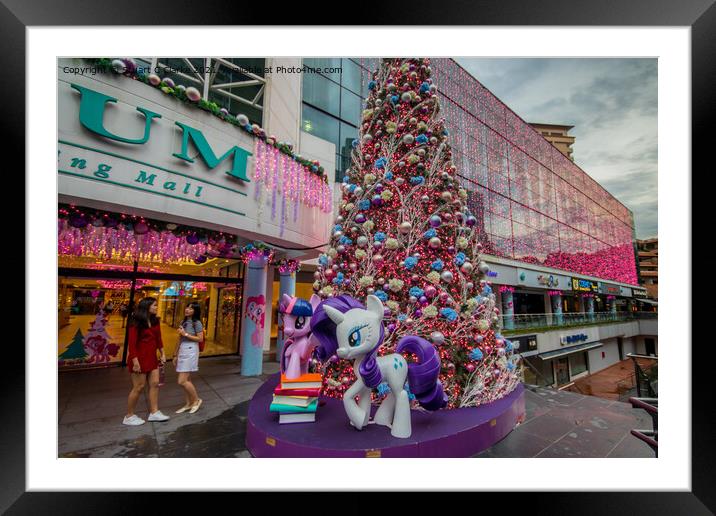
[519,413,577,442]
[58,356,656,458]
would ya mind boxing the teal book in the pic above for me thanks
[269,400,318,413]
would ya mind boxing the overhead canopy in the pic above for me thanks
[638,299,658,305]
[538,341,603,360]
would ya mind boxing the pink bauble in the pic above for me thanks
[185,86,201,102]
[424,286,437,298]
[466,363,476,373]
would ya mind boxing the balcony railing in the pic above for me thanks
[500,311,656,332]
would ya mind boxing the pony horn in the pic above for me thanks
[323,305,345,325]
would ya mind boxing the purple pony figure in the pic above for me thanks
[279,293,321,379]
[312,294,447,439]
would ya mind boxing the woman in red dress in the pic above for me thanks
[123,297,169,426]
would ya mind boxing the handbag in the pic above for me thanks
[192,320,206,353]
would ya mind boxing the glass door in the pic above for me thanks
[213,284,243,355]
[555,357,570,385]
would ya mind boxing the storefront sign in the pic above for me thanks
[619,286,632,297]
[58,67,331,251]
[632,288,648,299]
[599,283,621,295]
[560,333,589,346]
[517,268,572,291]
[559,327,598,347]
[571,278,599,292]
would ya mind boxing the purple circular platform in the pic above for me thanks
[246,374,525,458]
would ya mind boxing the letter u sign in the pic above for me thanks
[71,83,162,144]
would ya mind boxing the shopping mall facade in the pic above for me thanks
[57,57,656,388]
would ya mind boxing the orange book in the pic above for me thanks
[280,373,322,390]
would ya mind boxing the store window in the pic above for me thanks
[57,205,245,369]
[569,352,588,377]
[513,292,547,315]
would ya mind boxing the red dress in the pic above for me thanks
[127,323,164,373]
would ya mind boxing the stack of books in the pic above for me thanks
[270,373,322,424]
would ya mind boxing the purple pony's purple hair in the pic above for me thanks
[396,335,448,411]
[311,295,385,389]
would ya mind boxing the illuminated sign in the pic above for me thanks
[560,333,589,346]
[572,278,598,292]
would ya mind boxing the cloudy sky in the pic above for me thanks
[455,58,657,239]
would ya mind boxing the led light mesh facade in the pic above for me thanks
[352,58,638,285]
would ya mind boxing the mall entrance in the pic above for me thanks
[58,262,245,370]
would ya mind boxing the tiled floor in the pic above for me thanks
[58,357,656,458]
[569,357,657,400]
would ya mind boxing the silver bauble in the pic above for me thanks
[399,222,412,234]
[357,236,369,248]
[429,237,442,249]
[430,331,445,346]
[478,261,490,274]
[441,270,454,283]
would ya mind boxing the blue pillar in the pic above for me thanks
[241,257,269,376]
[610,298,617,320]
[276,270,297,363]
[586,296,595,321]
[502,289,515,330]
[552,294,563,326]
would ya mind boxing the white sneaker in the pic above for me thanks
[123,414,145,426]
[147,410,170,422]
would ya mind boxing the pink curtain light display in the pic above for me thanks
[253,139,333,236]
[58,220,209,264]
[352,58,639,285]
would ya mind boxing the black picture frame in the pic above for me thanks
[7,0,709,512]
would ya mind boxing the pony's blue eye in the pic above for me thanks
[348,329,362,347]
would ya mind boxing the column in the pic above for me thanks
[551,294,563,326]
[501,289,515,330]
[610,297,618,320]
[586,296,595,321]
[240,256,269,376]
[577,296,586,324]
[275,269,297,363]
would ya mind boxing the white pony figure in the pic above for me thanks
[311,294,447,439]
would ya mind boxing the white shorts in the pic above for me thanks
[175,341,199,372]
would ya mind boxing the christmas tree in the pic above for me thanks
[59,329,88,361]
[83,312,119,363]
[313,58,522,408]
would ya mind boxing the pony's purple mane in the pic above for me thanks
[312,294,385,388]
[396,335,448,411]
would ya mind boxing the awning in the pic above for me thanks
[638,299,658,305]
[538,341,603,360]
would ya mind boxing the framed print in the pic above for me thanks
[6,0,710,511]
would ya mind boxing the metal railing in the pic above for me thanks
[500,311,656,331]
[628,397,658,456]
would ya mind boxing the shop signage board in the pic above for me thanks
[559,327,598,346]
[57,64,331,253]
[619,286,633,297]
[571,278,599,292]
[632,288,649,299]
[598,283,621,295]
[484,263,518,285]
[516,268,572,290]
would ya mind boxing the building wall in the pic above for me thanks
[346,58,638,286]
[622,337,636,356]
[264,57,303,150]
[587,338,621,374]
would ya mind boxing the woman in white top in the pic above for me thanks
[172,302,204,414]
